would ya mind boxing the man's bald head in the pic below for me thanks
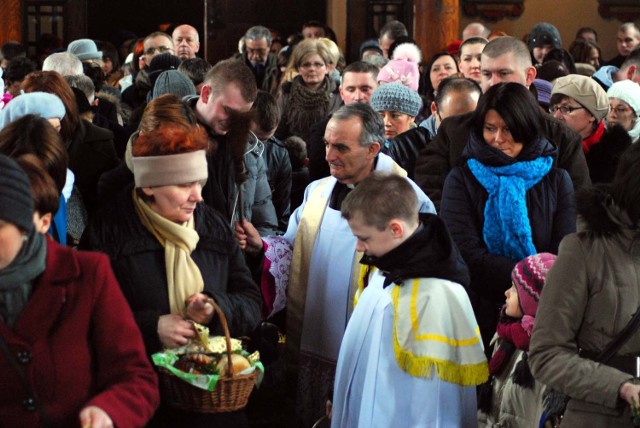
[172,24,200,60]
[462,22,490,40]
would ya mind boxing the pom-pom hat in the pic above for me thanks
[511,253,557,317]
[377,44,422,92]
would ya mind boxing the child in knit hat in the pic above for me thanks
[478,252,556,428]
[370,82,422,140]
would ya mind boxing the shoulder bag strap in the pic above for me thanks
[0,333,52,427]
[597,306,640,364]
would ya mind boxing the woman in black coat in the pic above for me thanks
[82,121,261,428]
[440,82,576,348]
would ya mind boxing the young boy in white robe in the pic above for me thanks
[331,171,488,428]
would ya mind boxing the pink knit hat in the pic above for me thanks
[377,43,422,92]
[377,59,420,91]
[511,253,557,317]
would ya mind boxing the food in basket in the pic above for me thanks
[165,321,258,377]
[151,310,264,413]
[215,353,251,376]
[173,353,217,375]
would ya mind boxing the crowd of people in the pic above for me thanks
[1,15,640,428]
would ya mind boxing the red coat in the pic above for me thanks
[0,239,159,427]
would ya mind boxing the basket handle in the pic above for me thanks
[205,297,235,378]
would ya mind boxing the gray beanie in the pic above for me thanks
[528,23,562,50]
[370,82,422,117]
[0,154,35,233]
[152,70,196,100]
[552,74,609,122]
[0,92,66,130]
[67,39,102,61]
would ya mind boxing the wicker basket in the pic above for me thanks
[159,300,258,413]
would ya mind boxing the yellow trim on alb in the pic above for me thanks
[391,278,489,386]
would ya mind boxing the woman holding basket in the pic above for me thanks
[83,115,262,427]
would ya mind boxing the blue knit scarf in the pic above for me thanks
[467,156,553,261]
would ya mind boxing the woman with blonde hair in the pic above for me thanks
[275,38,342,142]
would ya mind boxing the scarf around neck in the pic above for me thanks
[479,308,536,413]
[132,190,204,317]
[583,121,605,154]
[0,229,46,327]
[359,214,470,289]
[467,155,552,261]
[286,75,331,136]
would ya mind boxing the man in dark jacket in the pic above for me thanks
[307,61,377,181]
[239,26,279,95]
[385,76,481,180]
[414,36,590,209]
[190,59,278,236]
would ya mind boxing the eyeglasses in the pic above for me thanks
[144,46,172,55]
[609,106,636,116]
[299,62,326,70]
[549,105,585,115]
[246,48,268,55]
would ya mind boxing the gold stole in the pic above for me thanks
[285,159,407,375]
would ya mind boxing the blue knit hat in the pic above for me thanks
[0,92,66,130]
[152,70,196,100]
[370,82,422,117]
[67,39,102,61]
[528,23,562,50]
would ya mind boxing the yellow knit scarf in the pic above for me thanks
[132,190,204,317]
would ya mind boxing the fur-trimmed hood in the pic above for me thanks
[575,184,635,236]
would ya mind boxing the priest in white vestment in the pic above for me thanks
[283,104,436,426]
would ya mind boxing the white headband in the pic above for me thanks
[133,150,208,187]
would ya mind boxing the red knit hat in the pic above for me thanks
[511,253,557,317]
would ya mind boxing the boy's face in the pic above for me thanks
[347,214,398,258]
[505,283,523,318]
[250,122,276,142]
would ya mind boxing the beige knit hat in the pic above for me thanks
[551,74,609,121]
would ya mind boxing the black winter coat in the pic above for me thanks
[67,119,120,219]
[440,133,576,347]
[586,124,632,184]
[307,116,331,182]
[384,126,431,180]
[82,186,262,355]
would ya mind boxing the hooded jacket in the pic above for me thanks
[440,132,576,347]
[360,212,470,289]
[530,185,640,427]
